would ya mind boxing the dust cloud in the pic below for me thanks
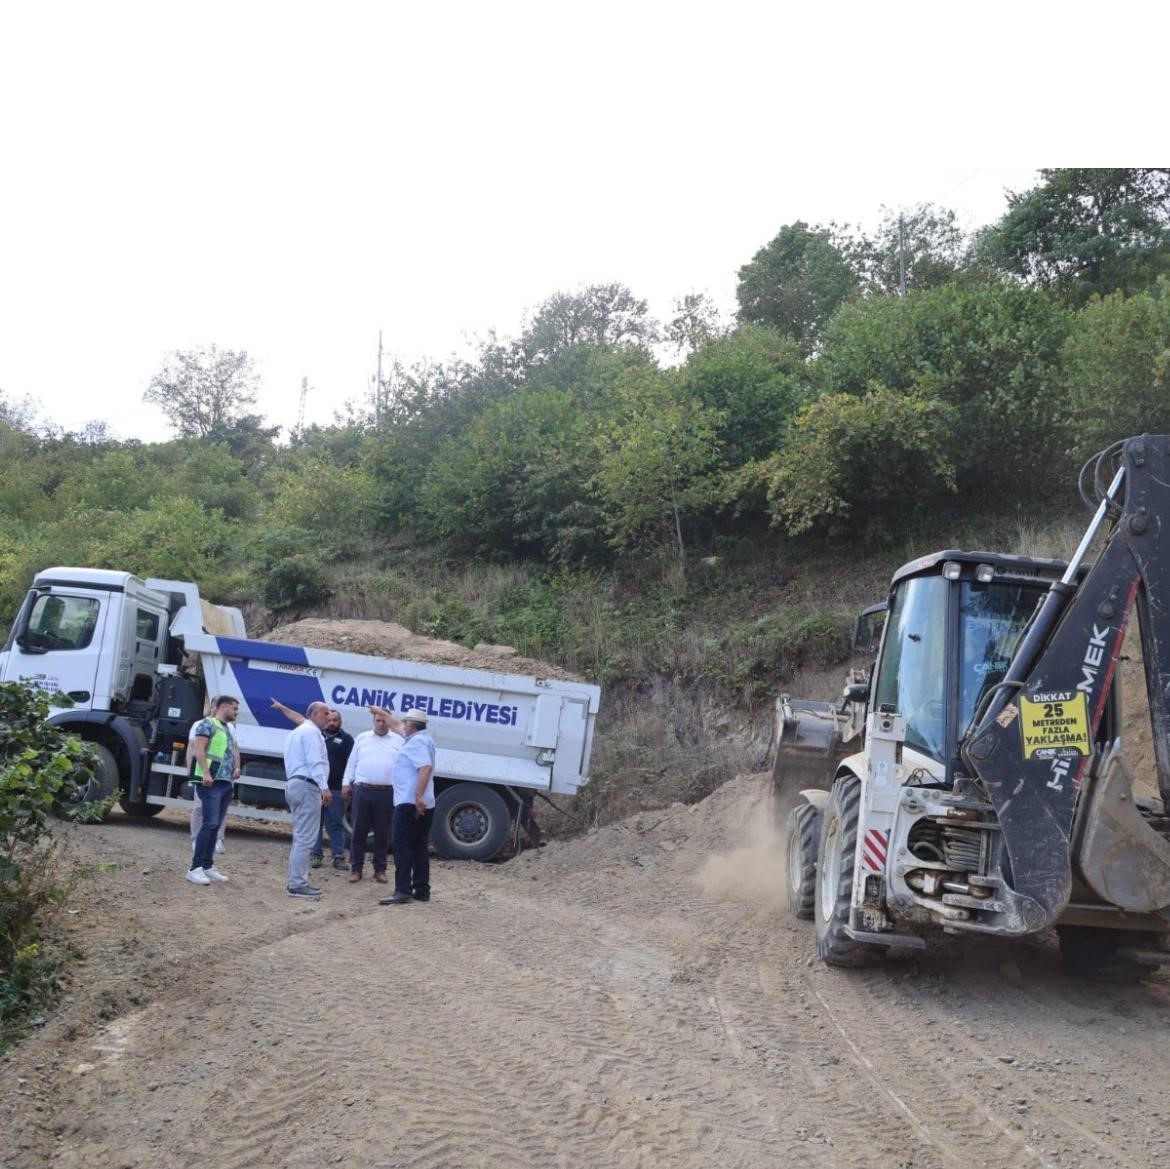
[696,791,789,910]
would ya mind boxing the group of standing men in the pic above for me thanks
[281,700,436,905]
[183,695,437,906]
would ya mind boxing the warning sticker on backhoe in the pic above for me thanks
[1019,691,1091,759]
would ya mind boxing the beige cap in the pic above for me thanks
[402,710,428,727]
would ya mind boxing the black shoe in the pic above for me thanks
[379,892,413,905]
[310,854,323,869]
[287,885,323,899]
[412,893,430,902]
[332,857,347,870]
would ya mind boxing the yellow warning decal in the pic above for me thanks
[1019,691,1091,759]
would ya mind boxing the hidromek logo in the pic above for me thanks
[1076,624,1110,693]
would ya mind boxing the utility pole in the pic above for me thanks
[897,216,907,296]
[374,330,384,428]
[296,377,308,439]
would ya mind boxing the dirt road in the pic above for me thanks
[3,776,1170,1169]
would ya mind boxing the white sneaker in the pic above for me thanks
[186,867,211,886]
[214,840,225,853]
[204,866,229,883]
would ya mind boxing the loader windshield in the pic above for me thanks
[957,581,1045,739]
[873,575,948,759]
[872,572,1046,765]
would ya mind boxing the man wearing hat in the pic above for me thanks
[380,708,436,906]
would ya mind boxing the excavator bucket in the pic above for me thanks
[770,695,852,819]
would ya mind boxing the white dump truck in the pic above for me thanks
[0,567,601,861]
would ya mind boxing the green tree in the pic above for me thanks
[818,282,1072,491]
[416,386,603,563]
[737,388,957,537]
[736,221,858,350]
[679,324,813,467]
[977,168,1170,303]
[94,497,238,592]
[143,345,263,438]
[1062,280,1170,456]
[258,454,377,559]
[666,292,724,354]
[591,369,724,564]
[522,284,658,364]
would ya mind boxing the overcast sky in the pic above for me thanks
[0,2,1159,442]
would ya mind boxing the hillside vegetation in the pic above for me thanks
[2,168,1170,826]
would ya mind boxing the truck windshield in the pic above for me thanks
[24,594,100,651]
[957,580,1045,739]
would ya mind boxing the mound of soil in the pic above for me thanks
[263,617,583,682]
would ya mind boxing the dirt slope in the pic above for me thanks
[3,780,1170,1169]
[264,618,583,682]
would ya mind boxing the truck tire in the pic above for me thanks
[785,802,821,919]
[814,774,881,967]
[59,743,119,821]
[432,784,511,862]
[118,796,165,817]
[1056,926,1157,983]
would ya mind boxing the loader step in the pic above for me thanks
[844,926,926,949]
[1115,947,1170,967]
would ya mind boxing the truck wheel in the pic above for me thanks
[432,784,511,862]
[785,802,821,919]
[118,796,165,817]
[814,775,880,967]
[59,743,118,821]
[1056,926,1157,983]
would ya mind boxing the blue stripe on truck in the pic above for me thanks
[217,637,327,728]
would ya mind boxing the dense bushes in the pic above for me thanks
[0,684,98,1050]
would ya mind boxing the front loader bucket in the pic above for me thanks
[770,695,850,818]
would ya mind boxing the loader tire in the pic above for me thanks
[785,802,820,919]
[814,775,881,967]
[1056,926,1156,984]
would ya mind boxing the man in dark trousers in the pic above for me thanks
[342,708,404,883]
[381,710,436,905]
[271,701,355,869]
[187,695,240,886]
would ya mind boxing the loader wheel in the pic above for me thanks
[1056,926,1157,984]
[814,775,881,967]
[785,802,821,919]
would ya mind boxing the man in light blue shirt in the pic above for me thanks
[381,710,436,905]
[283,701,331,899]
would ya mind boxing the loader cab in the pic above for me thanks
[868,551,1074,780]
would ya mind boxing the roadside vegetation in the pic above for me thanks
[0,169,1168,1035]
[0,684,97,1051]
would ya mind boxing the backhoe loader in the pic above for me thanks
[776,435,1170,980]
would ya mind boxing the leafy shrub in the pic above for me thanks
[1,683,96,1050]
[255,534,334,612]
[736,387,958,538]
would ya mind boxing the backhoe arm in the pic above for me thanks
[961,435,1170,926]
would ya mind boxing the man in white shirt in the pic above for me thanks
[342,708,404,883]
[283,701,332,899]
[381,710,437,906]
